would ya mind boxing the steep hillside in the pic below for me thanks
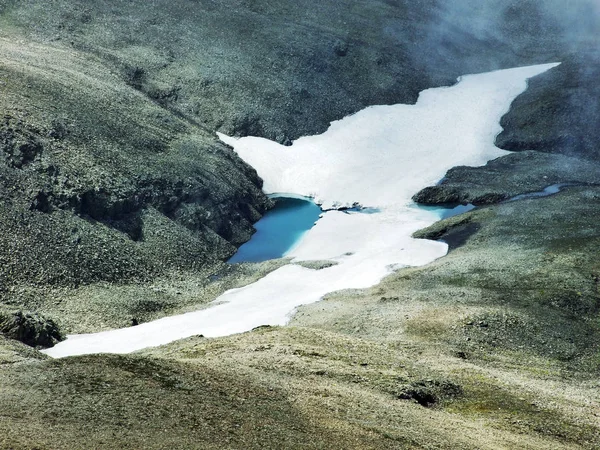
[0,1,599,448]
[0,37,270,328]
[0,0,596,327]
[2,0,593,142]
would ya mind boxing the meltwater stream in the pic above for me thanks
[43,62,560,358]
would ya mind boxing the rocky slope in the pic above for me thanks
[0,0,599,448]
[497,54,600,161]
[0,0,596,329]
[0,36,272,329]
[1,0,592,142]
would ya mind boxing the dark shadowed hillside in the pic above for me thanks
[0,1,599,448]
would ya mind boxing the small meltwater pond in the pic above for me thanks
[420,203,476,220]
[229,195,322,263]
[230,196,473,265]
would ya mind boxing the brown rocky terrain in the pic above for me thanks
[0,1,599,448]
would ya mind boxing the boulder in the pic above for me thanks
[0,311,64,349]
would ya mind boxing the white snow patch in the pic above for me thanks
[43,63,559,358]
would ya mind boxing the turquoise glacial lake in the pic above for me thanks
[228,195,322,263]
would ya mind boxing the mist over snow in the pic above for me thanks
[44,63,559,358]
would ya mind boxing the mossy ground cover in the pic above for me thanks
[0,1,599,448]
[1,353,383,449]
[2,155,600,449]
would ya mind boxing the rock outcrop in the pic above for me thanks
[0,39,271,295]
[497,55,600,161]
[0,310,63,348]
